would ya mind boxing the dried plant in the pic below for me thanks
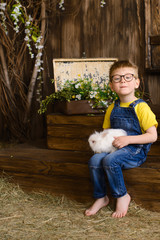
[0,0,46,140]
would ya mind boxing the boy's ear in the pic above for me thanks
[109,82,114,91]
[135,78,140,89]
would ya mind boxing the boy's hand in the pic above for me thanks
[112,136,130,149]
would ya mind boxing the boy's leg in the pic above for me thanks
[103,146,146,218]
[89,152,108,199]
[85,153,109,216]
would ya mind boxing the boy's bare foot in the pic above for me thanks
[112,193,131,218]
[85,196,109,216]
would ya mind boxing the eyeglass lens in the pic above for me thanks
[112,74,134,82]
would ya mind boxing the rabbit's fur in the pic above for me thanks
[88,128,127,153]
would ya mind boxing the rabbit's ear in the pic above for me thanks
[94,131,99,136]
[101,132,108,138]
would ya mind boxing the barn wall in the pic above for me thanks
[32,0,160,139]
[47,0,143,62]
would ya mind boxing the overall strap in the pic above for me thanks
[129,99,146,108]
[114,99,120,107]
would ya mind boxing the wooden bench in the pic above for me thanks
[0,105,159,212]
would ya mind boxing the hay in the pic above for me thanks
[0,176,159,240]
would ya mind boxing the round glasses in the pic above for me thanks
[111,73,135,83]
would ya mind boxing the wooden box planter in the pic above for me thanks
[53,100,102,115]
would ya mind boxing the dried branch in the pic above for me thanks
[25,0,46,121]
[0,43,12,92]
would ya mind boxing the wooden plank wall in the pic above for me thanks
[1,0,160,140]
[44,0,160,106]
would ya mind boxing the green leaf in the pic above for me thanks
[32,35,37,42]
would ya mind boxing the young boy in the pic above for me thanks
[85,60,158,218]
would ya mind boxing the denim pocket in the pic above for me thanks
[111,117,134,132]
[125,145,143,155]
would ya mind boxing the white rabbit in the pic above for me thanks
[88,128,127,153]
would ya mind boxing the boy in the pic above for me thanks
[85,60,158,218]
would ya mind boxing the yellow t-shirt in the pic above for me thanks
[103,100,158,133]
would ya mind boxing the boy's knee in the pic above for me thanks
[89,156,101,167]
[89,153,107,167]
[102,154,115,168]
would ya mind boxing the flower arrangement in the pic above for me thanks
[38,77,118,114]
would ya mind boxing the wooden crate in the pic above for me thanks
[47,114,104,151]
[47,110,160,152]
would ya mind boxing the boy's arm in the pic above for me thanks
[113,126,158,149]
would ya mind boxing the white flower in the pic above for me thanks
[27,15,33,23]
[25,21,31,26]
[37,45,43,50]
[36,36,42,43]
[37,52,43,57]
[75,83,80,88]
[0,3,6,11]
[89,91,96,98]
[25,29,30,34]
[75,94,81,100]
[24,36,30,41]
[59,0,65,10]
[35,62,41,67]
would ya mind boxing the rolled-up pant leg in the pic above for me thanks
[88,153,108,198]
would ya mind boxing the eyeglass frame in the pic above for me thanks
[111,73,136,83]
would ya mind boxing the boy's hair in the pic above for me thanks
[109,60,139,81]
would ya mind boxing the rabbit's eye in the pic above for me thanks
[92,141,95,143]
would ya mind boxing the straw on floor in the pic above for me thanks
[0,176,159,240]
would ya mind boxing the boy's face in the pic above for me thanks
[109,67,140,99]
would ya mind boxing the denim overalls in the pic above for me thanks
[88,99,151,199]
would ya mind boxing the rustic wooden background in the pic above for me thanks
[43,0,160,140]
[44,0,160,104]
[1,0,160,140]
